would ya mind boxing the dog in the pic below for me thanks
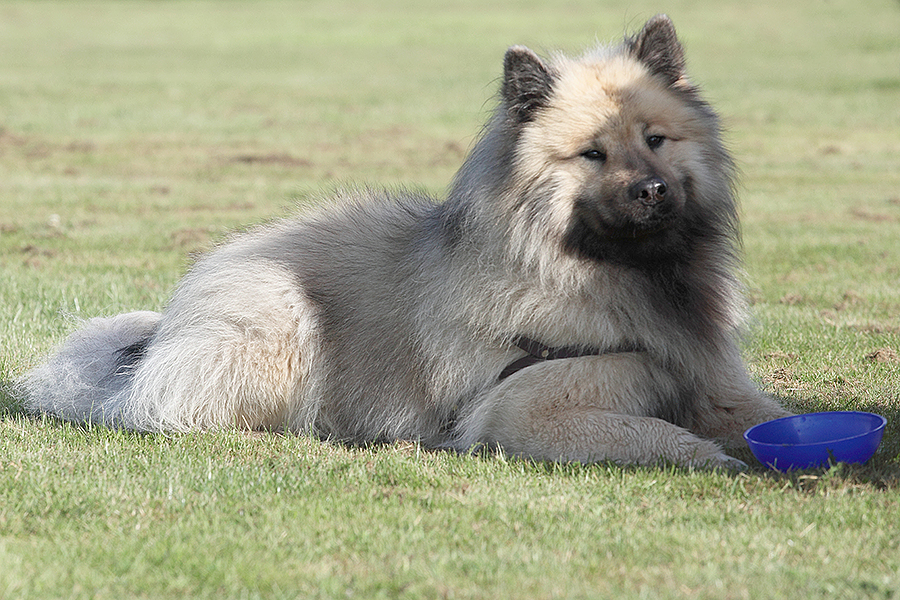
[21,15,790,468]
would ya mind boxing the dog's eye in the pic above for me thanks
[646,135,666,150]
[581,149,607,162]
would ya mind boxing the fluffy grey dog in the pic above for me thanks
[22,15,790,468]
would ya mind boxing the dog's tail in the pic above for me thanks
[20,311,162,427]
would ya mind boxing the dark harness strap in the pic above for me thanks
[498,335,645,381]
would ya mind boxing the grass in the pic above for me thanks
[4,425,899,600]
[1,0,899,598]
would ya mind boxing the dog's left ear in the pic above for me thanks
[502,46,555,124]
[629,14,686,86]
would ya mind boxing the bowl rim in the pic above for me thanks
[743,411,887,449]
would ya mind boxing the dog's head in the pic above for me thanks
[496,15,737,268]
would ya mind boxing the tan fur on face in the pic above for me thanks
[514,52,716,212]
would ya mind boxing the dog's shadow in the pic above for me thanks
[4,376,898,489]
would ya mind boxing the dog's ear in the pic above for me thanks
[502,46,555,123]
[629,14,686,86]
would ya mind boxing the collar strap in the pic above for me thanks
[498,335,644,381]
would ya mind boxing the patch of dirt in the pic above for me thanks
[1,127,97,165]
[0,128,27,149]
[428,140,468,167]
[849,207,899,223]
[767,367,806,394]
[19,244,57,268]
[168,227,217,251]
[763,351,799,363]
[834,290,864,311]
[866,348,900,364]
[848,322,900,335]
[225,153,312,167]
[63,140,96,153]
[779,293,805,306]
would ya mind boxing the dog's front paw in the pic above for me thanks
[712,453,749,471]
[688,452,749,471]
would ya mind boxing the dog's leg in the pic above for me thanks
[457,354,744,469]
[120,260,313,432]
[690,372,793,450]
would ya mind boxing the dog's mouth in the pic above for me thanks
[603,213,677,240]
[570,189,682,244]
[563,201,684,265]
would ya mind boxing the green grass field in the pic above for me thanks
[2,0,899,598]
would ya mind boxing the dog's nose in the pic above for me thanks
[631,177,667,206]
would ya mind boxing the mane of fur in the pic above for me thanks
[448,31,744,350]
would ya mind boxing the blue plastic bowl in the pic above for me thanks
[744,411,886,471]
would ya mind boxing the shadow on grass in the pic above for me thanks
[4,372,898,491]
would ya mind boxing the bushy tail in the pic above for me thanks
[20,311,162,427]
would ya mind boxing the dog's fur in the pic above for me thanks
[21,15,790,468]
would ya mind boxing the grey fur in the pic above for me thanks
[20,16,790,468]
[626,14,687,86]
